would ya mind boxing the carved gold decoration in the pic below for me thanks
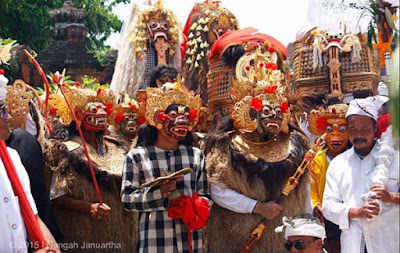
[230,48,289,133]
[49,85,115,126]
[129,1,180,60]
[232,133,292,163]
[5,79,32,130]
[140,78,203,129]
[307,104,348,136]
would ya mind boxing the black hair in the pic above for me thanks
[148,65,178,88]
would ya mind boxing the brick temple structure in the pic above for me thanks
[10,0,115,87]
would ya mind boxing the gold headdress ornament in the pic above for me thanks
[307,103,349,136]
[49,85,115,126]
[110,94,146,128]
[230,42,289,133]
[130,0,180,60]
[185,3,238,69]
[138,76,203,131]
[5,80,32,129]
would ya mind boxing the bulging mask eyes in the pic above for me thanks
[339,125,347,133]
[168,110,178,118]
[326,125,333,132]
[90,107,97,113]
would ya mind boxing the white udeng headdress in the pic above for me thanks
[346,98,378,121]
[275,216,326,240]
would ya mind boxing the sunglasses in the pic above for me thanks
[284,238,319,251]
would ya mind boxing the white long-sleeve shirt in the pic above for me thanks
[322,144,399,253]
[0,147,38,253]
[211,182,313,215]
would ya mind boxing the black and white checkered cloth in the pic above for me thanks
[142,47,173,89]
[121,145,209,253]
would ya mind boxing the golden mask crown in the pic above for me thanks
[130,0,180,60]
[308,103,349,136]
[110,94,145,127]
[137,77,202,130]
[5,80,32,130]
[49,85,115,125]
[230,44,289,132]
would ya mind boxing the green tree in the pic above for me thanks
[0,0,129,52]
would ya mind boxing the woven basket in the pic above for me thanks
[207,58,236,119]
[293,33,380,98]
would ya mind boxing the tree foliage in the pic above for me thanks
[0,0,129,52]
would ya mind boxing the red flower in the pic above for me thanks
[158,112,168,122]
[253,44,259,50]
[105,103,113,115]
[251,98,263,111]
[128,102,137,110]
[138,117,146,125]
[189,109,198,122]
[0,69,5,75]
[264,85,278,94]
[271,63,278,70]
[245,66,250,71]
[281,101,289,113]
[115,112,124,123]
[265,63,272,69]
[75,81,81,87]
[49,108,58,116]
[316,117,328,131]
[268,46,275,53]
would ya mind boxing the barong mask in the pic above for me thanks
[131,1,180,62]
[111,94,145,137]
[138,77,202,140]
[230,43,290,136]
[49,85,115,132]
[308,104,349,152]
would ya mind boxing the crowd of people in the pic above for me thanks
[0,1,399,253]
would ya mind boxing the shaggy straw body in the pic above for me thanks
[47,140,137,253]
[204,132,309,252]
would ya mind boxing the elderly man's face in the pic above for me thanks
[347,115,376,155]
[0,103,12,140]
[285,236,323,253]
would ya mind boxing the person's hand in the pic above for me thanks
[371,184,393,203]
[313,205,323,221]
[160,177,182,198]
[349,201,379,219]
[253,201,283,220]
[90,203,111,220]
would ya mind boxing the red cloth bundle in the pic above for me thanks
[168,192,210,230]
[0,140,47,250]
[376,113,391,138]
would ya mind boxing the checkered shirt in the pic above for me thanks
[142,47,173,89]
[121,145,209,253]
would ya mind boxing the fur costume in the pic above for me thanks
[181,2,238,105]
[47,134,137,252]
[204,129,309,252]
[203,44,310,252]
[110,1,181,100]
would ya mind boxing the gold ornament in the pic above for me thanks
[49,85,115,126]
[5,80,32,130]
[230,47,290,133]
[139,77,203,130]
[109,94,145,127]
[307,104,349,136]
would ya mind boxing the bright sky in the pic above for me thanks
[106,0,310,48]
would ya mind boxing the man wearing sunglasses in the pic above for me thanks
[275,214,327,253]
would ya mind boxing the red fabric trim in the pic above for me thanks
[209,27,287,61]
[0,141,47,250]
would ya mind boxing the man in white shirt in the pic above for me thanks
[0,80,59,253]
[322,98,399,253]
